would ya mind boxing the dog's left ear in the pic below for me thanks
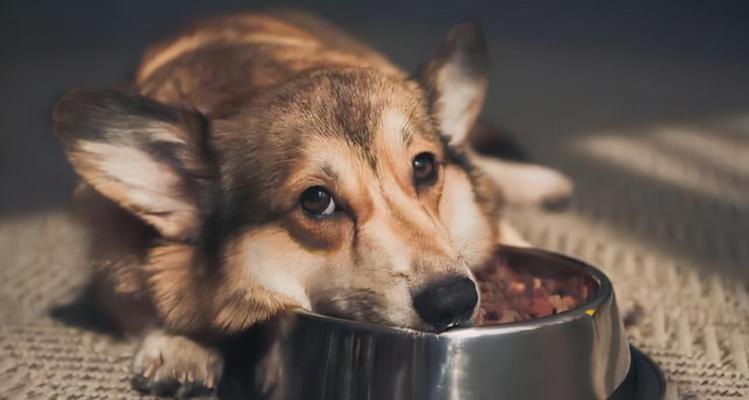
[53,89,214,242]
[415,21,488,145]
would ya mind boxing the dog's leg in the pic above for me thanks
[131,330,224,398]
[471,152,573,210]
[499,220,531,247]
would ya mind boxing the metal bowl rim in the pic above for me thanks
[290,246,614,339]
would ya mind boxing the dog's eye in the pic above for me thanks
[413,152,438,188]
[300,186,336,217]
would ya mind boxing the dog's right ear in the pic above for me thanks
[53,89,215,241]
[415,21,489,146]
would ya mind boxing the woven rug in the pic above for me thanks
[1,117,747,399]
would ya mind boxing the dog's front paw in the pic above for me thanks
[131,330,223,398]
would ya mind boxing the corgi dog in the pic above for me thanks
[52,9,572,398]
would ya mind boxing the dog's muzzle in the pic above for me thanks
[412,276,478,331]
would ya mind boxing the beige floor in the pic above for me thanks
[512,115,749,399]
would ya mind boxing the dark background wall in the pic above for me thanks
[2,0,748,215]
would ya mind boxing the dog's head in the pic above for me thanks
[53,23,500,333]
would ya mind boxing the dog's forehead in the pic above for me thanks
[211,69,439,231]
[219,70,439,177]
[283,69,437,148]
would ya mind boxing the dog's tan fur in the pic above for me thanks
[52,10,571,397]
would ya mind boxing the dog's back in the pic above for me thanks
[136,10,403,114]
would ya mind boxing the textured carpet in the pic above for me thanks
[1,117,748,399]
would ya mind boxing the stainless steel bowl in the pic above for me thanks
[229,246,632,400]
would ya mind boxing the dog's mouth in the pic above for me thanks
[307,275,481,332]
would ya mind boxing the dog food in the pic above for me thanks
[475,254,591,324]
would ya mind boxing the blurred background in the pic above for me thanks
[1,0,748,215]
[1,1,749,398]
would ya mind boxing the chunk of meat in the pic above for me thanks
[475,255,591,325]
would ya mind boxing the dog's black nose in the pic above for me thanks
[412,277,478,331]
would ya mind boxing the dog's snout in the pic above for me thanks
[412,277,478,331]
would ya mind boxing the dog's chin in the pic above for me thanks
[310,297,430,331]
[316,305,480,333]
[327,310,433,332]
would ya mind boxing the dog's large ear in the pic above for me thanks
[415,21,488,145]
[53,89,214,241]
